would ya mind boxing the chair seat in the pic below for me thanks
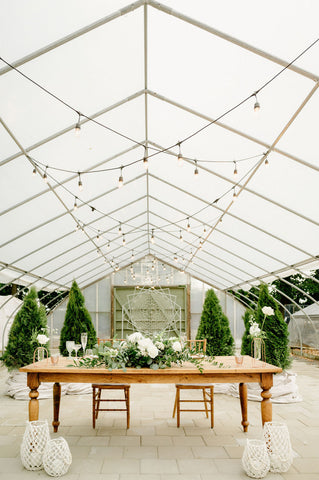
[92,384,130,429]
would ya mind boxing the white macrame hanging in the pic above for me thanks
[242,439,270,478]
[43,437,72,477]
[263,421,293,473]
[20,420,50,471]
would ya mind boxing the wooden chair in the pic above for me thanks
[92,384,130,429]
[172,338,214,428]
[92,338,130,429]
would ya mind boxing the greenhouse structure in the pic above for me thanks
[0,0,319,353]
[0,2,319,478]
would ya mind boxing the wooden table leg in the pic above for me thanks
[27,373,40,421]
[53,382,61,433]
[239,382,249,432]
[260,373,273,425]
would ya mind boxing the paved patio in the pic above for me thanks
[0,358,318,480]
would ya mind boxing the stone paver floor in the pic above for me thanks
[0,358,318,479]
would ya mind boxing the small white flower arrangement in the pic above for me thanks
[248,305,274,339]
[36,334,50,345]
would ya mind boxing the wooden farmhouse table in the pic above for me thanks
[20,355,282,433]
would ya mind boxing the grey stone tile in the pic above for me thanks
[101,459,140,474]
[141,459,178,474]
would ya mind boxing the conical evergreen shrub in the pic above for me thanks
[59,280,97,356]
[196,289,234,356]
[1,287,49,370]
[241,284,291,369]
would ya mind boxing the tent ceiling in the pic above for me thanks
[0,0,318,292]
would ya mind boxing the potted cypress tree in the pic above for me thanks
[59,280,97,357]
[196,289,234,356]
[1,287,49,370]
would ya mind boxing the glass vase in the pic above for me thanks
[251,337,265,362]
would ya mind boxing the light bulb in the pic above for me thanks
[194,160,199,177]
[75,112,81,136]
[122,234,126,246]
[187,217,191,232]
[265,157,269,166]
[233,188,237,201]
[96,232,100,242]
[118,170,123,188]
[143,156,148,170]
[107,241,110,250]
[78,173,83,191]
[254,94,260,113]
[131,251,135,259]
[73,197,78,211]
[119,223,122,233]
[151,229,155,244]
[177,142,183,166]
[174,255,178,262]
[233,161,238,175]
[32,167,36,176]
[43,167,48,183]
[179,230,183,242]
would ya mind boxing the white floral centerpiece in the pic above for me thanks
[74,332,212,371]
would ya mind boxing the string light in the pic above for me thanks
[32,166,36,176]
[122,234,126,246]
[177,142,183,166]
[107,241,110,250]
[174,254,178,262]
[118,223,122,234]
[78,172,83,191]
[96,231,100,242]
[75,112,81,135]
[194,160,199,177]
[199,238,203,249]
[187,217,191,232]
[43,166,48,183]
[233,161,238,176]
[151,229,155,244]
[233,187,237,200]
[91,206,95,212]
[143,146,148,170]
[73,196,78,211]
[115,264,119,271]
[254,94,260,113]
[265,157,269,166]
[179,230,183,242]
[118,166,123,188]
[131,250,135,260]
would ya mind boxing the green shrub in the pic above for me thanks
[59,280,97,356]
[1,287,49,370]
[196,289,234,356]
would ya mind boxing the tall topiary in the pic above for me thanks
[59,280,97,356]
[196,289,234,356]
[241,284,291,369]
[1,287,49,370]
[240,308,255,356]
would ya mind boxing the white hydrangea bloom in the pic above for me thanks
[172,341,182,352]
[155,341,165,350]
[37,334,50,345]
[147,344,159,359]
[249,322,261,337]
[262,306,274,316]
[127,332,144,343]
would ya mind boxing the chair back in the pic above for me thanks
[97,338,125,345]
[187,339,207,354]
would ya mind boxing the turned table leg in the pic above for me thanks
[239,382,249,432]
[260,373,273,425]
[27,373,40,421]
[53,382,61,433]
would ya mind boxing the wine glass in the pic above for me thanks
[74,344,81,359]
[66,341,75,358]
[81,332,87,356]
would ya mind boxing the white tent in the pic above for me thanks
[0,1,318,321]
